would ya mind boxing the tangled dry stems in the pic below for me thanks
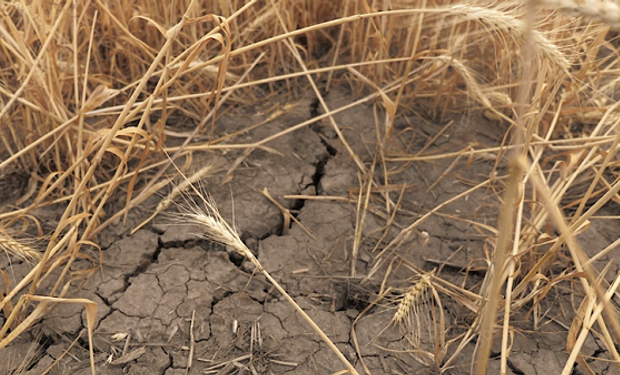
[0,0,620,374]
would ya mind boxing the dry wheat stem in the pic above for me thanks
[366,177,494,283]
[562,272,620,374]
[519,156,620,342]
[475,1,539,368]
[0,0,73,121]
[351,166,374,277]
[501,184,526,375]
[168,151,359,375]
[189,210,359,375]
[272,7,366,173]
[260,188,316,240]
[474,158,522,375]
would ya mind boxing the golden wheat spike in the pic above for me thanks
[543,0,620,28]
[0,230,41,264]
[131,162,220,234]
[449,4,570,73]
[393,269,436,325]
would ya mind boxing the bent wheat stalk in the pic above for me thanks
[180,180,359,375]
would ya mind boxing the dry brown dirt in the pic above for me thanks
[1,89,619,375]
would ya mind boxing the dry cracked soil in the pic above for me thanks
[1,88,620,375]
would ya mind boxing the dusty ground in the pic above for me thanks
[1,89,619,375]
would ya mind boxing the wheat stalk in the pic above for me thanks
[188,210,359,375]
[176,179,359,375]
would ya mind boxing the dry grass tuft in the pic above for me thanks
[2,0,620,374]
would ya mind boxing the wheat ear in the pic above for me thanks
[449,4,570,73]
[131,162,220,234]
[393,269,435,325]
[543,0,620,28]
[179,183,359,375]
[0,230,41,264]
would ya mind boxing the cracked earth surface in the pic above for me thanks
[2,89,620,375]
